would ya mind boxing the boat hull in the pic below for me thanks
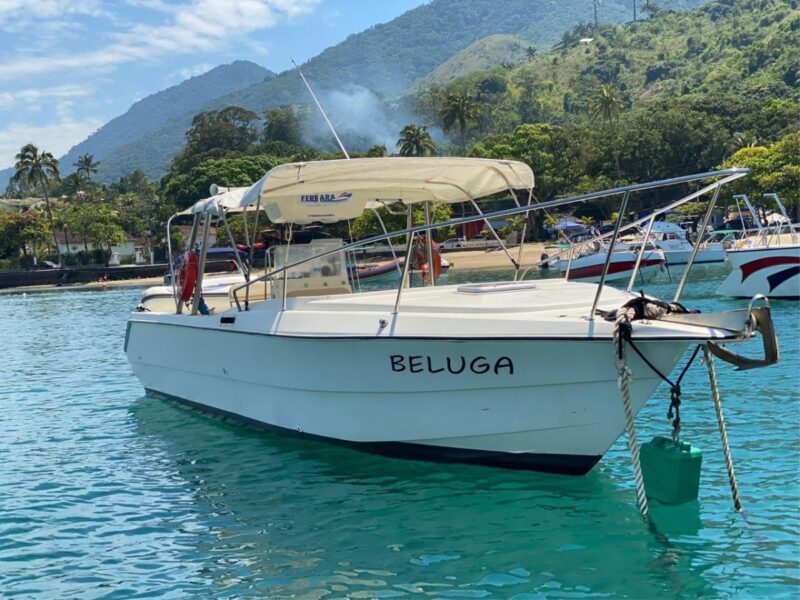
[558,252,665,283]
[717,245,800,298]
[662,247,727,266]
[126,320,688,474]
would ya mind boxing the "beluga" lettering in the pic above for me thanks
[390,354,514,375]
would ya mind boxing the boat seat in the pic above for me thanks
[228,280,271,305]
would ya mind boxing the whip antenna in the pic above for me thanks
[290,56,350,159]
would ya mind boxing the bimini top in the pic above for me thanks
[229,157,534,224]
[186,186,250,216]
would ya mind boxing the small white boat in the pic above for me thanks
[556,245,666,283]
[139,270,246,313]
[126,159,775,475]
[718,194,799,299]
[717,245,800,298]
[621,221,727,267]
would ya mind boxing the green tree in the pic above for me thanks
[470,123,591,200]
[162,154,278,208]
[588,86,624,125]
[350,202,452,240]
[111,170,156,198]
[0,211,50,264]
[721,132,800,218]
[83,205,128,265]
[397,124,437,157]
[74,153,99,184]
[171,106,260,174]
[114,190,176,261]
[12,144,62,265]
[366,144,387,157]
[262,106,303,147]
[439,89,480,154]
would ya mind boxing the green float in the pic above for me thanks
[640,436,703,505]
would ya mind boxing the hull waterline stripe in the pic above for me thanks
[146,389,602,476]
[566,258,662,280]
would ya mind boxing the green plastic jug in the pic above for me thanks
[640,435,702,505]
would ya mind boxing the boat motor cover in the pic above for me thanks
[234,157,535,224]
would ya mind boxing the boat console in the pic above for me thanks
[269,239,352,298]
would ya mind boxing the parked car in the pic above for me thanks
[440,237,467,250]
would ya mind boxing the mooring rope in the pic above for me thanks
[703,346,743,512]
[614,309,650,523]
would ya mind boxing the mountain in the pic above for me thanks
[405,34,532,95]
[0,60,273,189]
[11,0,710,186]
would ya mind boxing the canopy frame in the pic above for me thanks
[230,168,750,318]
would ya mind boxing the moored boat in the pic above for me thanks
[125,158,776,475]
[619,221,727,267]
[555,245,665,283]
[717,193,800,299]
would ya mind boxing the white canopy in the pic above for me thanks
[184,186,250,216]
[233,157,534,224]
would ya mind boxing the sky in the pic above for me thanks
[0,0,428,170]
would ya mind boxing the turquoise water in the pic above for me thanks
[1,269,798,598]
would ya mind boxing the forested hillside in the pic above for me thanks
[405,34,532,95]
[84,0,707,183]
[426,0,799,133]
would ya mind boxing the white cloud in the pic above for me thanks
[0,85,95,111]
[0,0,319,79]
[0,117,105,169]
[0,0,106,31]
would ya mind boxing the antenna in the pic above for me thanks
[290,56,350,159]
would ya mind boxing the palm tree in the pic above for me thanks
[588,86,624,124]
[397,124,437,157]
[589,86,624,179]
[727,132,759,155]
[74,153,99,184]
[366,144,387,157]
[12,144,62,266]
[439,90,480,154]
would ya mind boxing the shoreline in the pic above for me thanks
[444,243,548,271]
[0,246,552,295]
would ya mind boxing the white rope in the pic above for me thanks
[614,310,650,522]
[703,346,743,512]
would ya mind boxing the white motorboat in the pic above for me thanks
[126,159,775,475]
[718,194,799,299]
[139,270,246,313]
[621,221,727,266]
[717,245,800,298]
[554,244,666,283]
[138,187,270,314]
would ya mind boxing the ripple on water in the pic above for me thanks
[0,276,798,598]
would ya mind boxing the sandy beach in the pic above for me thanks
[444,243,549,271]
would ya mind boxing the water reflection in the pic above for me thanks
[130,393,722,598]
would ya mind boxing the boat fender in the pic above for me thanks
[177,251,199,303]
